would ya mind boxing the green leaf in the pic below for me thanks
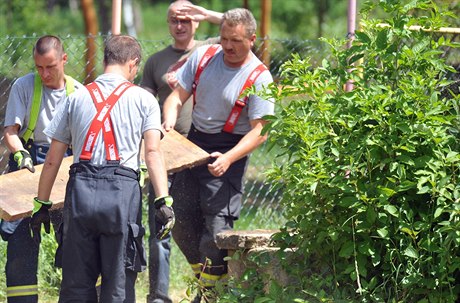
[331,147,339,157]
[355,31,371,44]
[400,227,419,240]
[310,181,318,193]
[404,245,419,259]
[377,228,389,239]
[384,205,399,217]
[376,29,388,50]
[379,187,397,197]
[397,180,416,191]
[433,207,443,218]
[366,207,377,224]
[339,241,354,258]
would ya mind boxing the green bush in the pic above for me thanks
[219,0,460,302]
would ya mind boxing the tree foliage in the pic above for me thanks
[219,0,460,301]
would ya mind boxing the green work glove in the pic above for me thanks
[139,163,148,188]
[154,195,175,240]
[30,197,52,244]
[14,150,35,173]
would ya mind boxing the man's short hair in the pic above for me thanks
[104,35,142,66]
[33,35,64,57]
[221,8,257,37]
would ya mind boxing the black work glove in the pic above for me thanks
[14,150,35,173]
[154,196,175,240]
[30,197,52,244]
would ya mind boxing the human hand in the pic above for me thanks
[14,150,35,173]
[162,119,175,132]
[176,4,209,22]
[207,152,231,177]
[30,197,52,245]
[153,196,175,240]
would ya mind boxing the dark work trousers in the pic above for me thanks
[170,125,248,282]
[147,182,172,303]
[0,142,71,303]
[58,162,146,303]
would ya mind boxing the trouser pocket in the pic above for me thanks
[125,223,147,272]
[0,219,22,241]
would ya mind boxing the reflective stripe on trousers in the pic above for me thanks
[6,284,38,298]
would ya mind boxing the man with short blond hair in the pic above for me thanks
[2,35,82,303]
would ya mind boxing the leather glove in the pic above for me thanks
[30,197,52,244]
[154,195,175,240]
[14,150,35,173]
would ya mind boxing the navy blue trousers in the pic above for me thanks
[1,143,71,303]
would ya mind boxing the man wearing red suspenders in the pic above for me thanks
[140,2,222,302]
[163,8,275,302]
[31,35,174,302]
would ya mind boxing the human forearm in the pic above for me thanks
[204,9,223,24]
[225,121,267,163]
[144,130,169,198]
[177,4,223,24]
[146,150,169,198]
[3,125,25,153]
[37,140,68,201]
[162,86,190,131]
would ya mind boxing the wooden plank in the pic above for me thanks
[0,129,209,221]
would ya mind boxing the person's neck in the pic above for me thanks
[47,77,66,90]
[104,65,129,81]
[173,39,196,51]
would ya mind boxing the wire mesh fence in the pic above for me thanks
[1,33,459,227]
[0,34,327,227]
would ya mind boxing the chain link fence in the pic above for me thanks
[1,33,459,227]
[0,34,328,228]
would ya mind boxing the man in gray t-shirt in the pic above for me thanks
[1,35,82,303]
[163,8,275,301]
[140,1,222,302]
[32,35,172,302]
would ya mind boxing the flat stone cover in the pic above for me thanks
[216,229,279,250]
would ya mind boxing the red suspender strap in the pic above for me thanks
[192,44,220,106]
[222,64,268,133]
[80,81,133,161]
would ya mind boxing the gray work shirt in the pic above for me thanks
[177,45,275,135]
[4,73,83,145]
[45,73,162,170]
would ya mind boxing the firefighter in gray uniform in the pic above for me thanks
[30,35,174,303]
[1,35,82,303]
[162,8,275,301]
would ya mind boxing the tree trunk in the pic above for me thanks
[81,0,99,83]
[317,0,329,38]
[98,0,111,35]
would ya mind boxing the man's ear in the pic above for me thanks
[62,53,68,65]
[250,34,257,46]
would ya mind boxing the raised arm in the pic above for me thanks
[176,3,223,25]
